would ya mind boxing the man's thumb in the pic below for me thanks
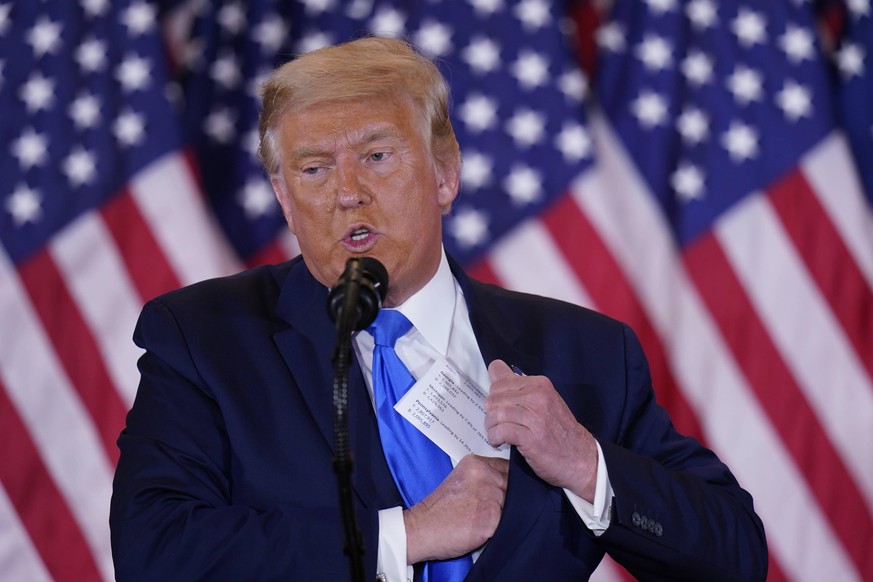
[488,359,514,383]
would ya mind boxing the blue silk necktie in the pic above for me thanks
[368,309,472,581]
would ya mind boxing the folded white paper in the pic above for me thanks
[395,357,511,462]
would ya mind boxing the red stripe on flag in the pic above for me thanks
[816,2,846,52]
[541,195,705,443]
[16,251,126,465]
[768,168,873,381]
[684,232,873,578]
[182,149,205,194]
[0,380,103,581]
[765,556,789,582]
[102,190,182,303]
[247,238,289,268]
[567,0,601,77]
[466,257,502,286]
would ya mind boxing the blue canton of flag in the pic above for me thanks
[596,0,836,246]
[0,0,183,264]
[827,0,873,207]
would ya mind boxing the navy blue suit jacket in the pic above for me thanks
[110,256,767,580]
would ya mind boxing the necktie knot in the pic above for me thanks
[368,309,413,348]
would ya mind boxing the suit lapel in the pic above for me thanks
[272,260,401,509]
[450,259,553,579]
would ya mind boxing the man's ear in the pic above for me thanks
[270,175,297,235]
[436,155,461,213]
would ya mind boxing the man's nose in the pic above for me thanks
[336,160,372,208]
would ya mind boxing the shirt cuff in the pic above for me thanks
[562,440,614,536]
[377,507,413,582]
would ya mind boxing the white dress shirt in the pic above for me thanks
[352,249,613,581]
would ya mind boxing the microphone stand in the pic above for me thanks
[332,285,366,582]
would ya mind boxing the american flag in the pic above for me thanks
[0,0,870,581]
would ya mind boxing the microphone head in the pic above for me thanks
[327,257,389,331]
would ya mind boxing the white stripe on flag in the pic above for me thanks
[715,192,873,511]
[803,133,873,289]
[589,554,624,582]
[0,252,115,582]
[0,484,51,582]
[576,115,860,581]
[49,211,143,407]
[728,396,859,582]
[570,118,688,349]
[487,219,594,308]
[277,228,301,259]
[130,153,241,285]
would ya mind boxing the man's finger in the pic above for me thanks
[487,359,515,383]
[484,456,510,476]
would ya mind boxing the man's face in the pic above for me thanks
[270,96,459,307]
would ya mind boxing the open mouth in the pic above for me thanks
[343,225,377,251]
[349,227,370,241]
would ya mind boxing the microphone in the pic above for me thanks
[327,257,389,332]
[327,257,388,582]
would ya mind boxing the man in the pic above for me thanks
[110,37,767,580]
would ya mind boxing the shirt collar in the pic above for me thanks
[392,248,454,355]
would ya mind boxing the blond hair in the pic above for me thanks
[258,37,460,176]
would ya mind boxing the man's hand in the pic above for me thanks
[484,359,598,501]
[404,454,509,563]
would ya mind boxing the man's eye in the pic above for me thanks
[370,152,386,161]
[302,166,319,175]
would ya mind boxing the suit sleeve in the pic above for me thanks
[109,298,380,581]
[594,324,768,581]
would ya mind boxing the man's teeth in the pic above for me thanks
[350,229,369,241]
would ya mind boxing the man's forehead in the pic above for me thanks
[288,123,407,155]
[281,101,418,155]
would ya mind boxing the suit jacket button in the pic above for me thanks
[655,522,663,537]
[632,512,641,527]
[640,515,648,529]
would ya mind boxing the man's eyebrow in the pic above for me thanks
[289,146,330,162]
[358,127,403,144]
